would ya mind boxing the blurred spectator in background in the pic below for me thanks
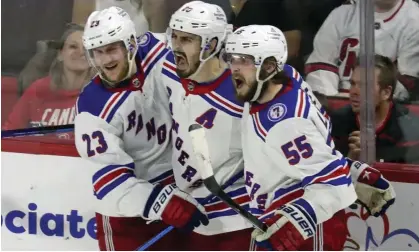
[229,0,303,71]
[298,0,346,61]
[17,40,59,95]
[96,0,149,35]
[331,55,419,164]
[305,0,419,102]
[3,24,95,130]
[1,0,74,76]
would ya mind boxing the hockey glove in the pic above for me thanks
[252,199,316,251]
[355,165,396,217]
[144,184,209,232]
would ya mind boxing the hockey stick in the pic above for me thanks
[136,160,246,251]
[136,225,175,251]
[188,123,268,232]
[1,124,74,138]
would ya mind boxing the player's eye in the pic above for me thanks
[181,37,192,43]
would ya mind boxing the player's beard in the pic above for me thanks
[236,79,272,103]
[99,60,130,86]
[235,80,258,103]
[174,51,201,78]
[176,60,200,78]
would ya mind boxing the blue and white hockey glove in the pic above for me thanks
[355,164,396,217]
[144,184,209,232]
[252,199,316,251]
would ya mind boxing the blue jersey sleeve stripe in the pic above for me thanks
[273,182,302,200]
[316,175,352,187]
[198,186,248,205]
[200,94,242,118]
[207,204,250,219]
[252,116,266,142]
[251,113,268,142]
[162,68,181,83]
[137,32,164,61]
[144,47,168,78]
[95,173,135,200]
[206,91,244,115]
[249,207,264,216]
[295,89,310,119]
[301,158,347,187]
[196,170,246,205]
[93,163,135,182]
[77,81,114,117]
[105,91,131,123]
[284,64,302,84]
[148,170,174,184]
[97,91,125,120]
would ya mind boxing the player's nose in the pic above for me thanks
[100,54,114,65]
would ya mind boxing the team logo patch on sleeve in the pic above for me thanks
[267,103,287,122]
[139,33,151,47]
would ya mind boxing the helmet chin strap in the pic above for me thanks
[187,58,208,81]
[186,46,219,80]
[250,67,277,102]
[187,29,228,81]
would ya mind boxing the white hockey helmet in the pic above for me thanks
[225,25,288,101]
[83,6,138,83]
[168,1,230,72]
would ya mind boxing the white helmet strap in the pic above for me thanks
[187,28,227,79]
[251,66,277,102]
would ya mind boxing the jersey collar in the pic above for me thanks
[181,69,231,95]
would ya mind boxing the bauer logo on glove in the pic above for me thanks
[144,184,209,232]
[152,184,176,214]
[278,204,315,237]
[252,199,317,251]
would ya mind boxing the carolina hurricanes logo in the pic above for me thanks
[344,204,419,250]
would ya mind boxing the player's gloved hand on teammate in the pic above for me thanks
[144,184,209,232]
[355,165,396,217]
[252,200,316,251]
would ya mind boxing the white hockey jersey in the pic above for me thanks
[74,32,178,218]
[242,64,357,225]
[305,0,419,100]
[158,53,252,235]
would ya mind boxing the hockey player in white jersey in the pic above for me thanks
[305,0,419,101]
[154,1,254,250]
[74,7,208,251]
[225,25,396,251]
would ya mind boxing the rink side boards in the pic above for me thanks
[1,135,419,250]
